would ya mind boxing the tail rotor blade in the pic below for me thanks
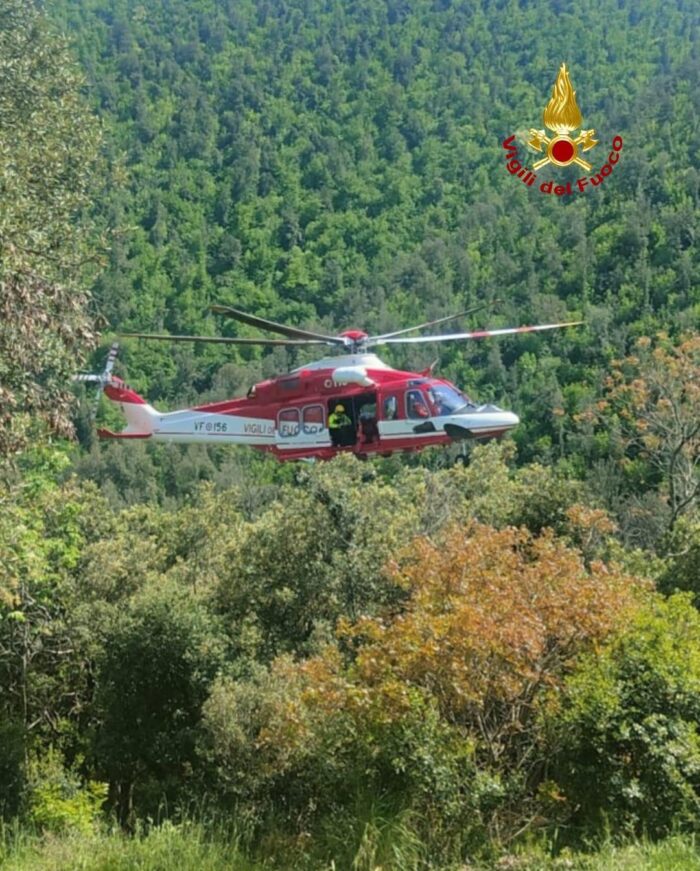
[73,342,121,420]
[103,342,119,378]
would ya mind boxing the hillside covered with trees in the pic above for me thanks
[1,0,700,868]
[50,0,700,533]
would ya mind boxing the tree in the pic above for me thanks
[600,335,700,531]
[0,0,104,457]
[548,595,700,839]
[203,522,644,845]
[94,585,225,826]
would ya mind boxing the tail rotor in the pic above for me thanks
[73,342,120,419]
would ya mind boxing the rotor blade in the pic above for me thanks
[72,376,110,418]
[103,342,119,377]
[211,304,345,344]
[121,332,331,346]
[73,374,106,383]
[369,302,493,342]
[369,321,583,346]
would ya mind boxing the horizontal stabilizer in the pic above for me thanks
[97,429,153,440]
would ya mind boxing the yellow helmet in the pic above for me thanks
[335,404,345,412]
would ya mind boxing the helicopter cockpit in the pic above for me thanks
[379,380,475,423]
[425,382,475,416]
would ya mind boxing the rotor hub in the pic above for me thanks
[339,329,369,351]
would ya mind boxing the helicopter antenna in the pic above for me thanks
[73,342,120,419]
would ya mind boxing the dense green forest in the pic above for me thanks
[1,0,700,867]
[49,0,700,531]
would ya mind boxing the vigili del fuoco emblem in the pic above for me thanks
[528,64,597,171]
[502,63,623,196]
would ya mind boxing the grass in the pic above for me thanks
[493,836,700,871]
[0,820,265,871]
[2,821,700,871]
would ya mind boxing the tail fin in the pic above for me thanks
[99,380,158,439]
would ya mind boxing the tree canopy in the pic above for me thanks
[0,0,104,457]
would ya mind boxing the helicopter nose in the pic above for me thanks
[443,407,520,440]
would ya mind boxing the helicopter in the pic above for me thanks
[77,304,582,462]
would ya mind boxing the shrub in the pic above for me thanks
[546,594,700,839]
[203,523,644,849]
[26,749,106,835]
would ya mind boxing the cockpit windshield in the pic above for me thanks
[427,383,474,416]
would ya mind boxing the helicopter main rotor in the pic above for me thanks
[122,302,582,354]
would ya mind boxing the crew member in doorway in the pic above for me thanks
[329,403,352,446]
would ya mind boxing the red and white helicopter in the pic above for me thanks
[77,305,581,462]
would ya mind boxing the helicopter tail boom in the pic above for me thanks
[102,381,159,437]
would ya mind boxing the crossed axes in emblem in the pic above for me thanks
[528,129,598,171]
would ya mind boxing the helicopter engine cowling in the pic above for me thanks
[331,366,375,387]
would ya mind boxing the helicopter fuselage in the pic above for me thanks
[99,354,519,461]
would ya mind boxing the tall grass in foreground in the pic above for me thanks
[519,836,700,870]
[0,820,264,871]
[2,821,700,870]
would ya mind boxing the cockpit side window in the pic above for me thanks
[406,389,430,419]
[426,384,472,415]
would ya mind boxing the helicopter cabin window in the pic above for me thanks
[383,395,398,420]
[406,389,430,419]
[303,404,324,435]
[277,408,300,438]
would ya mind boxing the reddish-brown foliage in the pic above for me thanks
[205,524,648,838]
[330,523,645,761]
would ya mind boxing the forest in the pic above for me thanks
[1,0,700,868]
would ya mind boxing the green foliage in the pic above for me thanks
[4,0,700,861]
[0,471,113,756]
[203,520,643,858]
[94,583,226,825]
[38,0,699,492]
[318,802,425,871]
[26,749,106,835]
[547,595,700,840]
[0,0,105,457]
[0,719,25,819]
[658,515,700,606]
[4,826,700,870]
[591,335,700,539]
[214,454,426,660]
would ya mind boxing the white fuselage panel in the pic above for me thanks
[149,410,275,444]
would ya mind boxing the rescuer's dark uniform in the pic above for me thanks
[328,404,352,446]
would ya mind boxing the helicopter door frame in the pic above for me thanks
[275,403,331,450]
[377,387,409,442]
[377,386,436,442]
